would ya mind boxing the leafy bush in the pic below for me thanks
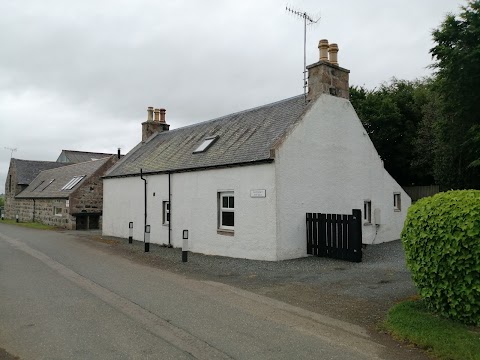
[401,190,480,325]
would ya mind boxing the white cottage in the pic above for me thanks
[102,40,410,261]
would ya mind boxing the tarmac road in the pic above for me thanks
[0,224,423,359]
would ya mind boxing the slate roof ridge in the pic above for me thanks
[158,94,305,136]
[61,149,114,155]
[45,156,111,171]
[12,158,61,164]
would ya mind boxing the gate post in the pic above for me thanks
[306,213,312,255]
[351,209,362,262]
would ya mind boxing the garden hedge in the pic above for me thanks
[401,190,480,325]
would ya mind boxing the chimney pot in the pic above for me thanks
[328,43,339,66]
[319,39,329,62]
[160,108,166,123]
[117,148,121,159]
[147,106,154,121]
[154,108,160,121]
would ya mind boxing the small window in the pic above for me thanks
[53,207,63,216]
[364,200,372,224]
[394,193,401,211]
[193,136,218,153]
[218,191,234,231]
[61,175,85,190]
[163,201,170,225]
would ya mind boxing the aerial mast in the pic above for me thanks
[4,147,17,159]
[286,6,320,102]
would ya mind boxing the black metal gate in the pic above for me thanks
[306,209,362,262]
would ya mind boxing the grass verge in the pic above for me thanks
[0,218,56,230]
[384,300,480,360]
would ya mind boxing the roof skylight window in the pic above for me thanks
[32,180,45,192]
[40,179,55,191]
[193,136,218,153]
[61,175,85,190]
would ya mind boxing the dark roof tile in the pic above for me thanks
[13,159,70,185]
[107,95,308,177]
[16,158,110,199]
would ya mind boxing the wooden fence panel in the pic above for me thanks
[306,210,362,262]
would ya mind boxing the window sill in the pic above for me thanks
[217,229,234,236]
[363,222,372,226]
[162,223,169,226]
[394,209,401,212]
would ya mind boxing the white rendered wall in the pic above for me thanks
[103,164,278,260]
[274,94,411,260]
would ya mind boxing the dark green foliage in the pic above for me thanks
[350,2,480,190]
[350,79,434,185]
[430,1,480,188]
[401,190,480,325]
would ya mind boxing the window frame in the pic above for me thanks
[61,175,85,191]
[162,201,170,225]
[394,193,401,211]
[218,191,234,231]
[364,200,372,224]
[53,206,63,216]
[193,136,218,154]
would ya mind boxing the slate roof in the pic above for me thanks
[57,150,114,163]
[16,158,110,199]
[106,95,308,178]
[13,159,70,185]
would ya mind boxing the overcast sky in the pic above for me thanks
[0,0,461,191]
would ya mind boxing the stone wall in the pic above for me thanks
[16,198,75,229]
[8,155,119,229]
[69,155,118,219]
[306,61,350,101]
[3,162,27,219]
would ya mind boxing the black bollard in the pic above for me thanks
[128,222,133,244]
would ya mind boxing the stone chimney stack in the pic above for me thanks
[142,106,170,142]
[306,39,350,101]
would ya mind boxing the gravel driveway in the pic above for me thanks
[68,231,418,330]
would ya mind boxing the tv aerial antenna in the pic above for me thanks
[4,147,17,159]
[286,6,320,102]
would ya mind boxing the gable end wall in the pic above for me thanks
[274,94,411,260]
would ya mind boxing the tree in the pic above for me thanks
[350,79,433,186]
[430,0,480,188]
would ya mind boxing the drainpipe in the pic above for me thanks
[140,169,148,252]
[33,199,36,222]
[168,172,172,247]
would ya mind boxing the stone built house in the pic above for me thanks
[15,156,119,229]
[4,150,118,229]
[4,159,67,219]
[102,40,411,261]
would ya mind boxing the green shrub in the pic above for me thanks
[401,190,480,325]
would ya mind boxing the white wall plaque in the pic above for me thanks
[250,189,266,198]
